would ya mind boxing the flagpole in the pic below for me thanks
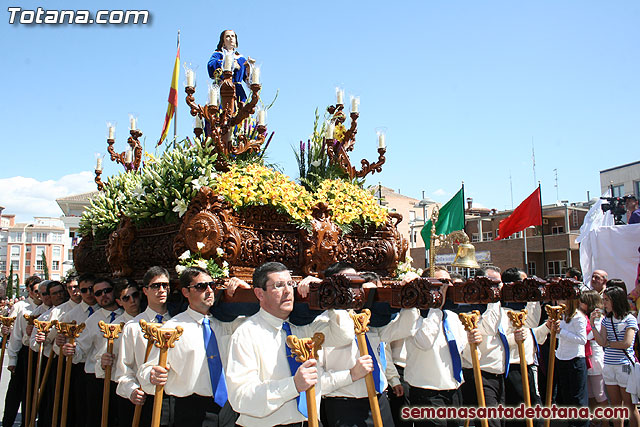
[461,181,466,277]
[538,182,547,277]
[523,228,528,270]
[174,30,180,150]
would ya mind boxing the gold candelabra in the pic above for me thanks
[95,128,143,191]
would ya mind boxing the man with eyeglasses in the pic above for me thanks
[56,272,100,426]
[2,275,41,427]
[96,278,141,424]
[63,277,123,425]
[141,266,249,427]
[30,280,69,425]
[226,261,356,427]
[115,266,174,427]
[46,276,82,362]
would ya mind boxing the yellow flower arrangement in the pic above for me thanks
[314,179,388,227]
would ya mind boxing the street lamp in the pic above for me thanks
[415,191,435,269]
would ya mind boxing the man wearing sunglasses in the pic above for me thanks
[2,275,41,427]
[141,266,249,427]
[30,280,69,425]
[96,279,141,424]
[63,277,123,425]
[226,261,356,427]
[56,273,100,426]
[115,266,174,427]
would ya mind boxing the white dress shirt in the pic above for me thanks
[115,307,171,399]
[73,307,123,372]
[93,311,136,379]
[139,307,244,398]
[226,308,354,427]
[7,297,38,366]
[405,309,468,390]
[502,302,549,365]
[556,312,588,360]
[49,299,80,356]
[29,305,64,355]
[461,303,507,374]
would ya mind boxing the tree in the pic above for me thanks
[6,264,13,299]
[41,252,49,280]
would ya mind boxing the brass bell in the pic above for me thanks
[452,243,480,269]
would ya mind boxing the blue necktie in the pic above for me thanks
[88,306,94,316]
[155,314,164,323]
[442,311,463,383]
[497,323,510,377]
[282,321,307,417]
[109,312,116,323]
[364,335,385,393]
[202,317,228,407]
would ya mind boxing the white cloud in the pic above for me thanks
[433,188,447,197]
[0,172,96,222]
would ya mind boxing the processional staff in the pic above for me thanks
[31,320,59,427]
[459,311,489,427]
[58,321,85,427]
[507,309,533,427]
[23,314,40,426]
[132,320,163,427]
[29,319,54,427]
[0,316,16,384]
[350,309,383,427]
[544,305,565,427]
[285,332,325,427]
[144,324,183,427]
[98,321,125,427]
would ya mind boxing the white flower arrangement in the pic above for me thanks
[175,243,229,279]
[395,254,423,278]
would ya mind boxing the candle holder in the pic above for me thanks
[106,129,143,172]
[95,169,104,191]
[324,103,386,180]
[185,72,267,171]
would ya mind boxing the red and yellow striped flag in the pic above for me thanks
[158,46,180,145]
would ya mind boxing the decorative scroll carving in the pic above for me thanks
[106,216,136,277]
[286,332,324,362]
[545,305,565,322]
[33,319,54,335]
[350,309,372,335]
[391,277,443,309]
[98,321,125,341]
[308,273,365,310]
[501,277,547,302]
[546,278,581,301]
[506,309,528,329]
[448,276,502,304]
[147,325,184,350]
[0,316,16,331]
[55,321,85,340]
[74,235,111,276]
[459,310,481,331]
[303,203,342,276]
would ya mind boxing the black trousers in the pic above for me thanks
[2,345,29,427]
[409,385,461,427]
[135,393,172,427]
[35,354,55,427]
[504,364,542,427]
[555,357,588,427]
[173,394,236,427]
[388,365,412,426]
[68,363,88,427]
[322,391,395,427]
[85,373,104,426]
[461,368,505,427]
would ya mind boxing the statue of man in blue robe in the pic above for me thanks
[207,30,254,103]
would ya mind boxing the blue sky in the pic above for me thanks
[1,0,639,221]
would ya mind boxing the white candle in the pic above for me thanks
[129,116,136,130]
[336,88,344,105]
[108,126,115,139]
[208,86,219,106]
[96,158,103,171]
[325,122,335,139]
[351,97,359,113]
[223,53,233,71]
[257,110,266,126]
[186,69,194,87]
[378,132,386,149]
[125,150,133,163]
[250,66,260,85]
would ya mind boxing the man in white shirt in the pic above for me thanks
[63,277,123,425]
[226,261,356,427]
[96,278,142,425]
[115,266,173,427]
[2,275,41,427]
[57,272,99,426]
[143,267,249,427]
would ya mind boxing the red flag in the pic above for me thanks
[495,187,542,240]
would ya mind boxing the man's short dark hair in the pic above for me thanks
[46,280,63,293]
[360,271,381,285]
[114,278,139,299]
[324,261,355,278]
[94,277,116,288]
[25,275,42,290]
[252,262,288,290]
[63,274,78,285]
[566,267,582,281]
[179,267,210,290]
[78,273,97,285]
[501,267,521,284]
[143,266,169,288]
